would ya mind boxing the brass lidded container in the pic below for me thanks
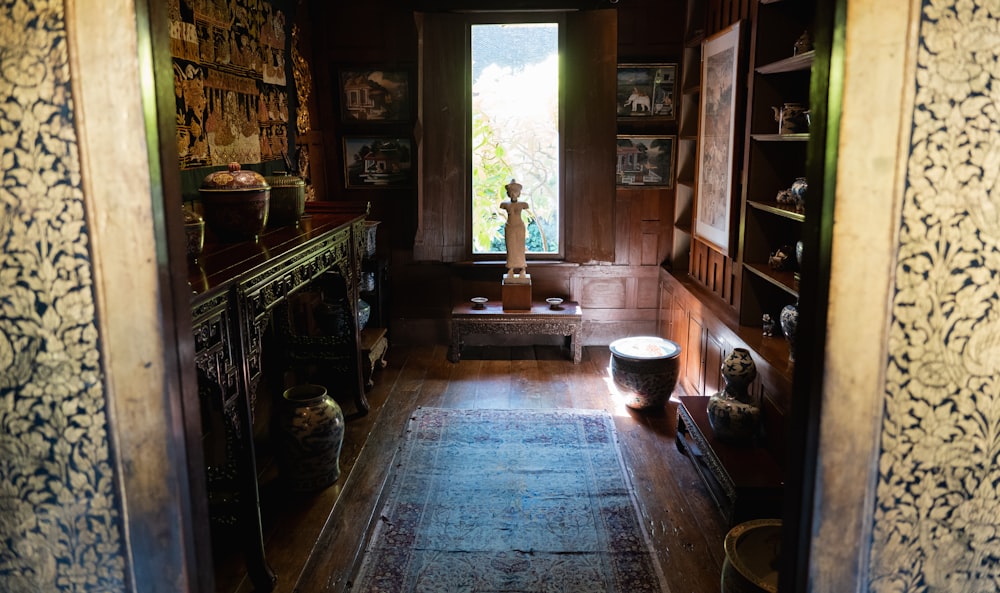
[264,172,306,228]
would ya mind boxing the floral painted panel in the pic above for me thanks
[0,1,126,591]
[871,1,1000,592]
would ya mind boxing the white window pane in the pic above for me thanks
[471,23,559,255]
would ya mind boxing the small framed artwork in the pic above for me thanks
[338,67,412,123]
[694,21,745,256]
[616,63,678,120]
[343,136,413,189]
[616,135,676,188]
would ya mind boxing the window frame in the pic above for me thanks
[413,9,616,265]
[465,12,567,262]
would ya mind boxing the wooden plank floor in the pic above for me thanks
[215,344,728,593]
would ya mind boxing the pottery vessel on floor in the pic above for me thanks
[275,384,344,492]
[721,519,782,593]
[609,336,682,411]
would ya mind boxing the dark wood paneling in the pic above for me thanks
[683,312,705,395]
[704,332,727,396]
[565,10,618,263]
[617,0,686,58]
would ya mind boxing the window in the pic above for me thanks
[470,20,561,258]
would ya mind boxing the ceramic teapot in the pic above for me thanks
[772,103,809,134]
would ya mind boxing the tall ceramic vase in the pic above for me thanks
[707,348,761,443]
[780,300,799,362]
[276,384,345,492]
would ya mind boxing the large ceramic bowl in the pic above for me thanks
[722,519,782,593]
[199,162,270,242]
[609,336,682,410]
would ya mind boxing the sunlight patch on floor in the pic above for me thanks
[602,361,637,418]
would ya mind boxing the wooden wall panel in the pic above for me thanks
[580,277,628,308]
[683,312,706,395]
[704,332,728,397]
[637,276,660,310]
[564,10,618,263]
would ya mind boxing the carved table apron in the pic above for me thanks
[449,300,583,363]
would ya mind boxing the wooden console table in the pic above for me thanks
[675,396,784,526]
[189,213,366,592]
[448,300,583,363]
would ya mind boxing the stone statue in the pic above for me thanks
[500,179,530,278]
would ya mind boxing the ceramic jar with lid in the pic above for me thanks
[198,162,270,242]
[264,172,306,228]
[182,203,205,261]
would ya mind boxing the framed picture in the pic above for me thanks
[616,135,676,188]
[694,22,744,256]
[343,136,413,189]
[616,63,677,120]
[338,67,412,123]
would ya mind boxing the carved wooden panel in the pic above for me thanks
[683,312,706,396]
[580,277,628,309]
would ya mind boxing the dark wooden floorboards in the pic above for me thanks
[217,345,727,593]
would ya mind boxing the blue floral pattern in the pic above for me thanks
[0,1,126,590]
[871,1,1000,591]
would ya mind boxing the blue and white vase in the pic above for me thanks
[276,384,345,492]
[790,177,807,213]
[780,301,799,362]
[707,348,761,443]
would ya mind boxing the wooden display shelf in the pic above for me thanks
[744,262,799,296]
[755,50,815,74]
[747,199,805,222]
[750,133,811,142]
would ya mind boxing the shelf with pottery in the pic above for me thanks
[736,0,814,352]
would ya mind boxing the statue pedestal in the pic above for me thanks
[502,274,532,311]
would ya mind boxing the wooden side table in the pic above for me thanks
[676,396,784,526]
[449,300,583,363]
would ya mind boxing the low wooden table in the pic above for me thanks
[676,396,784,526]
[449,300,583,363]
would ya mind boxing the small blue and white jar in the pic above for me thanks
[780,301,799,362]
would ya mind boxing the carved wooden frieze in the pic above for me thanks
[234,227,353,414]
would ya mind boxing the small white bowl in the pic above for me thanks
[471,297,488,309]
[546,297,564,309]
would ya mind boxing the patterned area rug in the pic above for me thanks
[350,408,668,593]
